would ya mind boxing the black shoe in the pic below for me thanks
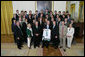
[63,49,66,52]
[42,46,44,48]
[60,46,62,48]
[38,45,40,48]
[21,46,23,47]
[68,47,70,49]
[29,47,31,49]
[46,46,49,48]
[34,46,36,48]
[18,47,21,50]
[54,47,58,49]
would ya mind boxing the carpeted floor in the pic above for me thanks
[1,43,43,56]
[59,43,84,56]
[1,43,84,56]
[1,35,84,56]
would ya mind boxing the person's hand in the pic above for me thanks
[55,36,57,38]
[43,28,45,30]
[67,35,71,37]
[36,34,39,36]
[17,37,20,40]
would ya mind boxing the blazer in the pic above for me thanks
[59,25,67,38]
[44,24,52,30]
[67,27,74,38]
[26,27,33,38]
[15,25,23,39]
[33,25,40,36]
[51,25,59,37]
[11,23,16,32]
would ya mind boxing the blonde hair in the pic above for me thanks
[27,23,31,28]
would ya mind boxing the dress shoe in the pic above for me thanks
[63,49,66,52]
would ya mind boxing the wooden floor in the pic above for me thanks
[43,47,62,56]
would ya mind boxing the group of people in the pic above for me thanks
[11,9,75,52]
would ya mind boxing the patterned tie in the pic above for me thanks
[46,30,48,36]
[62,26,64,37]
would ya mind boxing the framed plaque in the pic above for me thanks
[42,29,51,41]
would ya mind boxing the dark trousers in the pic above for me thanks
[16,39,22,49]
[13,33,17,43]
[52,38,60,48]
[30,37,34,47]
[34,36,40,48]
[22,32,27,43]
[42,40,50,48]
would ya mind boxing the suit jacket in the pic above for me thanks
[28,14,33,19]
[11,23,16,32]
[27,18,33,24]
[16,14,19,21]
[38,13,45,18]
[38,21,44,29]
[44,24,52,30]
[33,25,40,36]
[59,25,67,38]
[12,17,16,23]
[15,25,23,39]
[59,15,63,21]
[21,22,27,37]
[51,25,59,38]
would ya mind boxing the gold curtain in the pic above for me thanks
[78,1,84,22]
[1,1,13,34]
[70,4,75,18]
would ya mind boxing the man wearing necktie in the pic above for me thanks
[59,21,67,52]
[15,21,23,49]
[51,21,59,49]
[33,21,40,48]
[42,20,51,48]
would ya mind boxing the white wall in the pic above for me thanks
[54,1,66,13]
[12,1,66,14]
[12,1,35,14]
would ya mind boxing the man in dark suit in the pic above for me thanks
[56,17,61,27]
[11,19,17,43]
[58,11,63,21]
[16,10,19,21]
[38,17,44,43]
[38,9,45,18]
[12,14,16,23]
[54,10,57,19]
[44,20,52,29]
[28,10,33,19]
[33,14,38,21]
[35,10,38,18]
[21,19,28,43]
[15,21,23,49]
[51,21,60,49]
[45,14,50,21]
[45,9,50,16]
[27,14,33,24]
[33,21,41,48]
[24,11,28,19]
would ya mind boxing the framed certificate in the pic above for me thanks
[42,29,51,40]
